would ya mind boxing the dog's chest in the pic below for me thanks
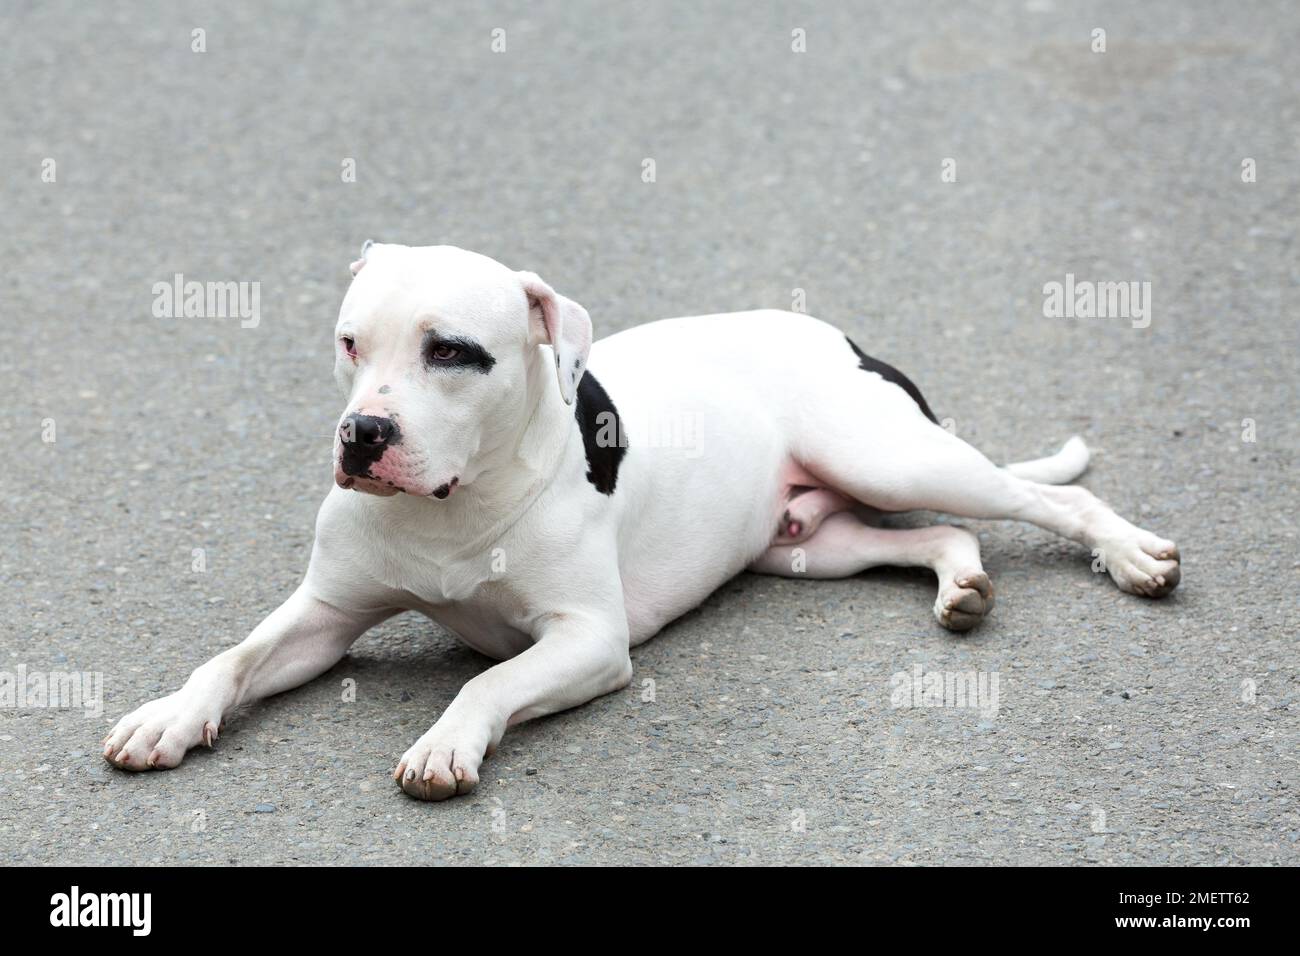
[363,529,535,657]
[375,541,494,605]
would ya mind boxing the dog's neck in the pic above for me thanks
[463,347,574,509]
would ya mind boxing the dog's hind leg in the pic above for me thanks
[796,422,1180,597]
[751,512,994,631]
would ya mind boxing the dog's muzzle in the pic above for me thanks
[339,413,398,477]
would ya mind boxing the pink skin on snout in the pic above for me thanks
[333,462,458,498]
[332,413,459,499]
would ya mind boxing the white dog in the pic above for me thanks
[104,243,1181,800]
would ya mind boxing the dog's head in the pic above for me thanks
[332,243,591,498]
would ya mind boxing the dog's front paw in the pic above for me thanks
[103,692,222,771]
[394,720,495,801]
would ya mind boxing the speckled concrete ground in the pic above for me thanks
[1,0,1296,865]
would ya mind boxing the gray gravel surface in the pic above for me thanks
[2,1,1297,865]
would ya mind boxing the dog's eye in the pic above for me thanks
[340,336,357,359]
[429,344,461,362]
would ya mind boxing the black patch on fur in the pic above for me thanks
[573,371,626,495]
[421,329,497,373]
[845,336,938,423]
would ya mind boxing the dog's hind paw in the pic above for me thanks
[1099,534,1181,598]
[934,569,994,632]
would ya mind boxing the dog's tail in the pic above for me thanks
[1004,435,1090,484]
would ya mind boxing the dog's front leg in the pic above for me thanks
[104,583,391,771]
[395,611,632,801]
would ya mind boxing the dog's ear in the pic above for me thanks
[349,239,375,277]
[518,271,592,406]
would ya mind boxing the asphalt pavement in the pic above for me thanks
[1,0,1296,865]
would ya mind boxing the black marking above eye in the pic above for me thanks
[421,330,496,373]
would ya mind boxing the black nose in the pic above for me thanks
[340,414,400,477]
[342,414,394,448]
